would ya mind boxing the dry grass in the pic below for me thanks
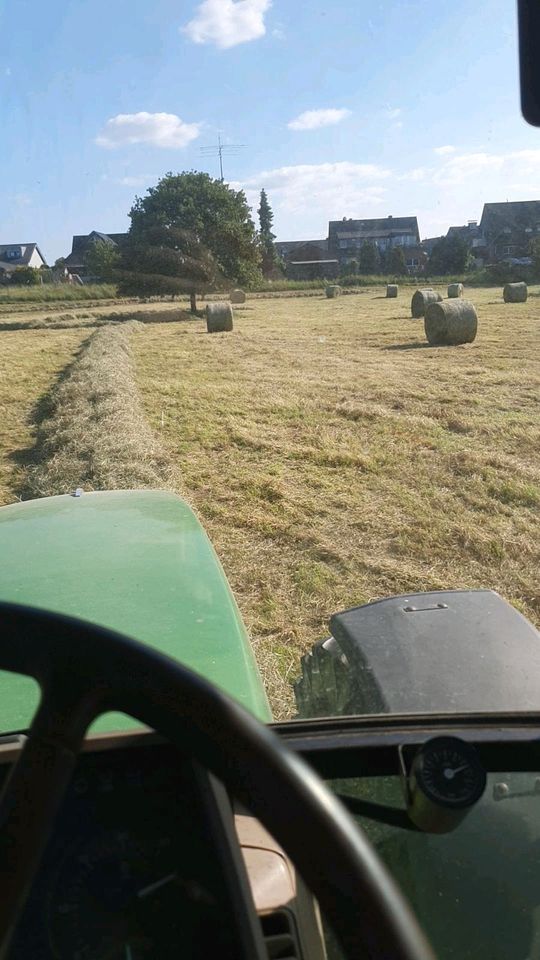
[0,329,87,504]
[133,287,540,718]
[24,323,175,499]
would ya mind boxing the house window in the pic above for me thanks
[6,248,21,260]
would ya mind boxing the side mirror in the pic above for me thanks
[518,0,540,126]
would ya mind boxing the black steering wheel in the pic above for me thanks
[0,603,436,960]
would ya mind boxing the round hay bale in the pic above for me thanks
[386,284,398,298]
[230,288,246,304]
[411,288,443,318]
[326,285,342,298]
[206,302,234,333]
[424,299,478,345]
[503,281,528,303]
[447,282,464,298]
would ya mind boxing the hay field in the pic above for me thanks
[0,328,89,504]
[133,287,540,717]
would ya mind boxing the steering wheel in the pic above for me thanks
[0,603,436,960]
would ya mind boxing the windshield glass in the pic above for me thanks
[0,0,538,732]
[325,770,540,960]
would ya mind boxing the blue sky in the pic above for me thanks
[1,0,539,261]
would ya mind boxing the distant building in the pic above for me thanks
[287,259,339,281]
[328,215,420,262]
[64,230,127,279]
[479,201,540,263]
[276,239,328,262]
[0,243,47,275]
[421,236,444,256]
[275,238,332,279]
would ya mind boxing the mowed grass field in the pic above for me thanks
[0,329,88,504]
[133,287,540,717]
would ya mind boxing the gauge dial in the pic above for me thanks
[412,736,486,809]
[48,825,189,960]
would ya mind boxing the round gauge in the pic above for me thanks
[412,736,486,810]
[47,824,205,960]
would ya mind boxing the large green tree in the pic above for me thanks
[121,172,262,309]
[429,234,469,274]
[257,188,278,277]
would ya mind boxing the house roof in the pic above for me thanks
[0,243,47,268]
[329,216,420,242]
[276,239,328,254]
[480,200,540,232]
[65,231,128,266]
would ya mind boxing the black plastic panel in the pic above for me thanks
[295,590,540,718]
[330,590,540,714]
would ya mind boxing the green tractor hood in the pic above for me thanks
[0,490,271,733]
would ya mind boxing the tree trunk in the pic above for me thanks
[190,291,197,313]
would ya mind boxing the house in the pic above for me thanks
[478,201,540,263]
[64,231,127,278]
[276,239,328,263]
[275,239,333,279]
[0,243,47,276]
[287,259,339,281]
[421,236,444,257]
[328,215,420,264]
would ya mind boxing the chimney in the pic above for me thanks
[388,214,393,219]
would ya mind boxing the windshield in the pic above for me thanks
[325,770,540,960]
[0,0,538,732]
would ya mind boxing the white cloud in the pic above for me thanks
[399,167,427,182]
[96,112,201,150]
[288,108,351,131]
[232,161,389,231]
[384,107,402,120]
[182,0,271,49]
[116,175,159,187]
[433,151,505,185]
[434,145,456,155]
[4,67,12,77]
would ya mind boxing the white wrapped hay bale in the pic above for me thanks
[326,285,342,298]
[386,284,398,298]
[424,299,478,345]
[206,302,234,333]
[503,282,528,303]
[411,288,442,318]
[447,283,464,298]
[230,289,246,304]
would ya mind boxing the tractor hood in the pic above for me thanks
[0,490,271,733]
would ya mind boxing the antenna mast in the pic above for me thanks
[200,133,246,181]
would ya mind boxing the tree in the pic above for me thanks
[358,242,379,274]
[10,266,40,285]
[123,172,262,309]
[85,239,121,282]
[387,246,408,276]
[257,188,278,277]
[342,258,359,276]
[529,236,540,275]
[429,234,469,274]
[117,226,218,312]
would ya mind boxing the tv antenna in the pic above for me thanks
[200,133,246,181]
